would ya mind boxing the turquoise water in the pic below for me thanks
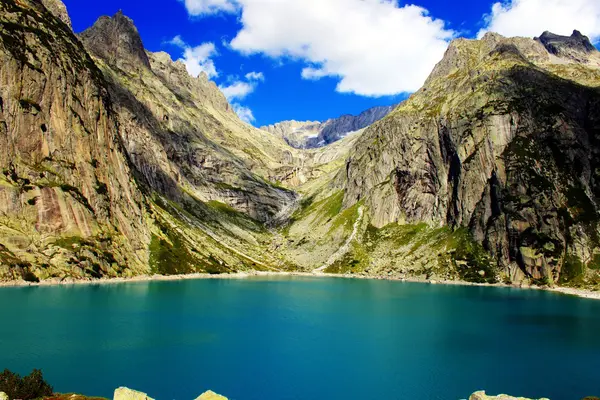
[0,277,599,400]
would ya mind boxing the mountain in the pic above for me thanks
[261,105,394,149]
[0,0,150,279]
[315,31,600,285]
[0,0,359,281]
[1,0,599,290]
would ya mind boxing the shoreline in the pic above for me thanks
[1,270,599,300]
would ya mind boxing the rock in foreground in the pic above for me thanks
[195,390,228,400]
[113,387,154,400]
[470,391,549,400]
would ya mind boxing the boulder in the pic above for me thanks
[195,390,228,400]
[113,387,154,400]
[469,390,549,400]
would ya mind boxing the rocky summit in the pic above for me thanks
[1,0,600,291]
[261,105,394,149]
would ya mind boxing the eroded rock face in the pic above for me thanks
[262,105,394,149]
[536,30,598,63]
[78,11,301,222]
[342,32,600,283]
[40,0,71,29]
[113,387,154,400]
[0,0,150,280]
[80,11,151,70]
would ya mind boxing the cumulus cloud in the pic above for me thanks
[181,0,454,96]
[219,71,265,123]
[478,0,600,41]
[180,0,238,16]
[232,103,255,123]
[219,81,255,100]
[219,70,265,100]
[245,71,265,81]
[168,35,219,78]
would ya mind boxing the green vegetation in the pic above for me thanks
[148,215,228,276]
[559,254,586,286]
[588,254,600,270]
[22,268,40,283]
[329,202,361,233]
[0,369,53,400]
[149,224,197,276]
[52,236,87,250]
[324,222,498,283]
[449,228,498,283]
[292,191,344,222]
[326,241,369,274]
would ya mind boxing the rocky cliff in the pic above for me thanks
[0,0,151,280]
[261,105,394,149]
[2,0,600,289]
[334,32,600,286]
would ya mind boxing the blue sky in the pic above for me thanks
[63,0,600,127]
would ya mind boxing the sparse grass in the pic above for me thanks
[292,191,344,222]
[329,202,361,233]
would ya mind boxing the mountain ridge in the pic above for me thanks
[261,105,395,149]
[1,0,599,290]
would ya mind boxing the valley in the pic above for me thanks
[1,0,600,295]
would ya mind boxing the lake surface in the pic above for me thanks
[1,277,599,400]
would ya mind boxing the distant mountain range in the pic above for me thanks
[1,0,600,290]
[261,105,395,149]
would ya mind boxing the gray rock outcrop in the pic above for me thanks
[0,0,150,280]
[470,391,549,400]
[536,30,597,63]
[195,390,228,400]
[40,0,71,29]
[262,105,395,149]
[340,32,600,284]
[80,11,151,70]
[113,387,155,400]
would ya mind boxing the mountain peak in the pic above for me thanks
[40,0,72,29]
[535,30,597,62]
[79,11,151,70]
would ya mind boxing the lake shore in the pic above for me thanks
[1,270,599,300]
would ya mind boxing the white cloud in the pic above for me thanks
[301,67,328,80]
[180,0,454,96]
[219,81,255,100]
[180,0,238,16]
[219,70,265,101]
[245,71,265,81]
[168,35,219,78]
[168,35,187,48]
[232,103,255,123]
[478,0,600,41]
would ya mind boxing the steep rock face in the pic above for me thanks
[0,0,150,280]
[261,120,322,149]
[312,105,395,147]
[80,11,150,70]
[341,32,600,284]
[261,105,394,149]
[79,12,299,222]
[40,0,71,28]
[536,30,599,64]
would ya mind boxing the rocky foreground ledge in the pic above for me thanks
[113,387,226,400]
[4,387,597,400]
